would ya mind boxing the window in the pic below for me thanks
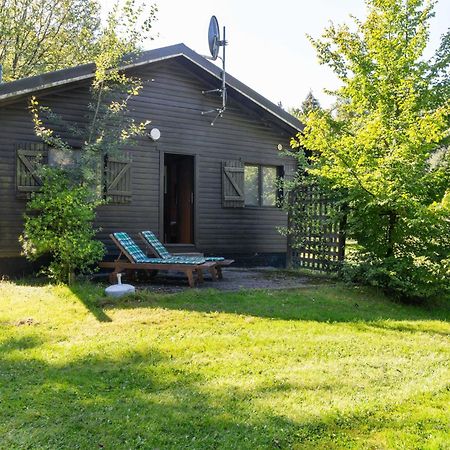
[244,165,259,206]
[262,166,278,206]
[244,164,281,207]
[48,147,81,168]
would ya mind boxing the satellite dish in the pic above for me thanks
[208,16,220,60]
[202,15,228,125]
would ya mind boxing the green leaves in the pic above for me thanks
[294,0,450,300]
[0,0,158,82]
[20,169,105,283]
[0,0,100,81]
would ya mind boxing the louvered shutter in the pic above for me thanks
[222,160,245,208]
[104,156,132,204]
[16,142,48,198]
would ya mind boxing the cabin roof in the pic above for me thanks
[0,43,302,133]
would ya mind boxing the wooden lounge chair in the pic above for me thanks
[99,232,218,288]
[139,230,234,279]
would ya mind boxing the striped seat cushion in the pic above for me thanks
[165,255,221,264]
[113,232,206,265]
[162,256,207,265]
[141,231,171,258]
[141,230,225,262]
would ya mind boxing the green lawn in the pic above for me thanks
[0,280,449,449]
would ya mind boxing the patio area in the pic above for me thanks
[117,267,314,293]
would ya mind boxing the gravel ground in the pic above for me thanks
[125,267,312,293]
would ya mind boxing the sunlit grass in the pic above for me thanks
[0,280,449,449]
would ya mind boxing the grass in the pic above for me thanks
[0,280,449,449]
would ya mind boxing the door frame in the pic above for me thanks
[159,150,198,247]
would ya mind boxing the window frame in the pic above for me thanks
[244,163,283,208]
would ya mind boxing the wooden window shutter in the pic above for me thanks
[16,142,48,198]
[104,156,132,204]
[222,160,244,208]
[283,159,297,182]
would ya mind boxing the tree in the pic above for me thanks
[289,90,321,119]
[0,0,157,81]
[29,0,154,196]
[20,0,156,283]
[292,0,450,300]
[301,90,321,115]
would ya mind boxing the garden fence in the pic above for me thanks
[287,183,346,272]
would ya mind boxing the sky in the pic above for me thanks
[100,0,449,109]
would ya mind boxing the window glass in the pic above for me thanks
[262,166,278,206]
[244,165,259,206]
[48,147,81,168]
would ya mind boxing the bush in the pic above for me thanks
[342,247,450,303]
[20,169,105,284]
[342,201,450,302]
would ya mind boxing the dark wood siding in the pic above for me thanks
[0,58,296,263]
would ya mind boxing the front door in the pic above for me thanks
[163,153,195,244]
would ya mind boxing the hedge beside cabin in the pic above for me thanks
[0,44,301,275]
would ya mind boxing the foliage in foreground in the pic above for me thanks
[291,0,450,300]
[21,0,154,282]
[0,281,448,449]
[0,0,157,81]
[20,170,105,283]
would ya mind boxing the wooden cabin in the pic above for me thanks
[0,44,301,275]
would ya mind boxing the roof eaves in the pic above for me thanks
[0,44,185,101]
[0,43,303,132]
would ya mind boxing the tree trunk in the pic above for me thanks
[386,212,397,257]
[67,266,76,285]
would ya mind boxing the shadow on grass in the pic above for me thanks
[359,320,450,337]
[5,277,449,326]
[69,283,112,323]
[96,285,450,326]
[0,335,44,352]
[1,280,448,447]
[0,345,447,449]
[0,348,292,448]
[69,281,450,329]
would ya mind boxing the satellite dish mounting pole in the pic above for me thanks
[201,16,229,126]
[221,25,226,111]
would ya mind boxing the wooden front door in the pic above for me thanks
[163,153,195,244]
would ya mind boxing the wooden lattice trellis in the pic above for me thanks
[288,183,346,272]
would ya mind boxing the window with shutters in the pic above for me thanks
[244,164,283,207]
[16,142,133,204]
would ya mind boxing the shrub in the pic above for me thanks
[341,251,449,302]
[342,201,450,301]
[20,169,105,284]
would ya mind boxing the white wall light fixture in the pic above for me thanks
[148,128,161,141]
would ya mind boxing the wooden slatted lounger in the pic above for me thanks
[99,232,218,288]
[139,230,234,279]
